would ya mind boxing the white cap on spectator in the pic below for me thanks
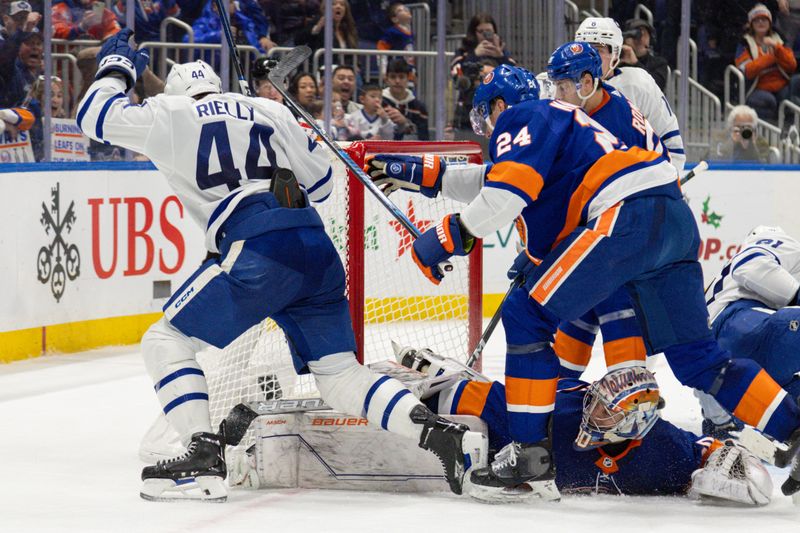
[9,1,32,16]
[748,3,772,24]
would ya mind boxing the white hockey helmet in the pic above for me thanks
[575,17,623,73]
[575,367,662,450]
[164,60,222,98]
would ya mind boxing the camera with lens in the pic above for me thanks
[740,126,754,140]
[457,61,483,91]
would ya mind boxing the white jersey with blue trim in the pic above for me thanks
[76,76,333,252]
[606,66,685,173]
[705,226,800,322]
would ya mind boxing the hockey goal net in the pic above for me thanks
[197,140,483,430]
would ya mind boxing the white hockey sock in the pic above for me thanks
[141,317,212,446]
[309,352,424,441]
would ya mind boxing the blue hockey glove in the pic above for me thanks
[95,29,150,91]
[507,250,538,283]
[364,154,446,198]
[411,214,475,285]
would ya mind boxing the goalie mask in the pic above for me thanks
[164,60,222,98]
[575,367,662,450]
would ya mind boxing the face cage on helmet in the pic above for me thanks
[574,382,659,449]
[470,100,492,136]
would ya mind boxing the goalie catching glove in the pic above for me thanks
[411,214,475,285]
[689,443,772,506]
[364,154,446,197]
[95,28,150,92]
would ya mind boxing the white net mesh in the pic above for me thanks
[197,141,483,431]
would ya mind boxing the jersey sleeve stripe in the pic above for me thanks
[485,160,544,204]
[95,92,126,141]
[731,251,768,272]
[76,87,101,132]
[305,165,332,195]
[668,148,685,154]
[660,129,681,142]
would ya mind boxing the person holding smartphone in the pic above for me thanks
[52,0,121,41]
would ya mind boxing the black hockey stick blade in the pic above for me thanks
[223,403,260,446]
[679,160,708,186]
[268,46,312,86]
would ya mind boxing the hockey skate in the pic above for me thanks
[140,430,227,502]
[411,404,487,495]
[468,440,560,504]
[775,428,800,498]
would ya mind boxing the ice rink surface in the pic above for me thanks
[2,321,799,533]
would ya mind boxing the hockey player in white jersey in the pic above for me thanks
[575,17,685,172]
[76,29,485,502]
[699,226,800,436]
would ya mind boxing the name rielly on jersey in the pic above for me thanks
[195,99,255,121]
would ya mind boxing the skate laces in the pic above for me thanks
[493,442,520,472]
[158,441,197,466]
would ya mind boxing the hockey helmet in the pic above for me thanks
[575,17,623,73]
[164,60,222,98]
[547,41,602,105]
[470,64,539,136]
[575,367,662,450]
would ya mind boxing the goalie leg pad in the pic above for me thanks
[689,445,772,506]
[141,317,212,445]
[309,352,424,441]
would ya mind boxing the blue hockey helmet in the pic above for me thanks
[547,41,602,105]
[575,367,662,450]
[470,64,539,136]
[547,41,602,82]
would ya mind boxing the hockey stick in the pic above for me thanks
[224,399,332,446]
[680,160,708,186]
[212,0,252,96]
[265,46,453,274]
[465,160,710,370]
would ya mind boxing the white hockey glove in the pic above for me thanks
[689,444,772,506]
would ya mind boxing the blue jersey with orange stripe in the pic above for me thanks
[429,377,720,495]
[485,98,679,260]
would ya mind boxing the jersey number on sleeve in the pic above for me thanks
[196,121,278,191]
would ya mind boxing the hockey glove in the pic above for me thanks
[507,250,538,283]
[364,154,446,198]
[411,214,474,285]
[95,28,150,92]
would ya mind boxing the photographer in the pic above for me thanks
[619,18,669,90]
[709,104,772,162]
[450,13,514,132]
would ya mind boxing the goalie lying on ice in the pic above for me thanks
[406,349,773,505]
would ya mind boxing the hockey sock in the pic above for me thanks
[142,317,212,445]
[309,352,425,441]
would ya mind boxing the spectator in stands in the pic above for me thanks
[261,0,319,47]
[111,0,179,45]
[288,71,319,114]
[0,30,43,108]
[709,104,774,161]
[26,75,66,160]
[52,0,121,41]
[295,0,359,68]
[377,3,414,61]
[190,0,273,54]
[345,83,394,140]
[451,13,515,75]
[735,3,800,120]
[620,18,669,90]
[332,64,360,113]
[0,3,40,106]
[381,58,428,140]
[349,0,390,48]
[254,78,284,103]
[329,90,356,140]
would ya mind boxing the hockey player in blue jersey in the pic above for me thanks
[397,349,772,505]
[546,42,661,379]
[76,30,485,501]
[365,63,800,499]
